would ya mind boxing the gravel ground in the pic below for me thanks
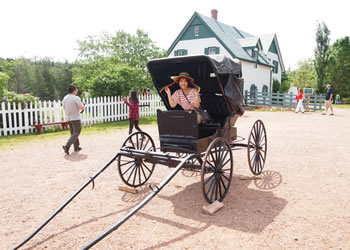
[1,109,350,249]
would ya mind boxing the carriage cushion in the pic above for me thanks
[201,94,230,126]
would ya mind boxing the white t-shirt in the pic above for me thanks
[62,94,83,121]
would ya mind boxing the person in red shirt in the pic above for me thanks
[295,88,305,113]
[123,90,142,134]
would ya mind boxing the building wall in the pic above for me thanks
[169,38,272,92]
[168,38,229,57]
[267,51,282,83]
[241,61,271,92]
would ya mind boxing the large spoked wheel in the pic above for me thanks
[247,120,267,175]
[201,137,233,203]
[117,132,156,187]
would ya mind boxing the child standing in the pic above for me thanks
[123,90,142,134]
[295,88,305,113]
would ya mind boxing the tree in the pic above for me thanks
[326,36,350,97]
[314,21,331,94]
[0,72,10,95]
[290,59,317,89]
[272,79,280,93]
[73,29,167,97]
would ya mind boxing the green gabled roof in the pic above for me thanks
[168,12,273,68]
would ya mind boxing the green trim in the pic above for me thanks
[167,12,274,68]
[268,40,278,54]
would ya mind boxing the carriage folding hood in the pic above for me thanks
[147,54,245,118]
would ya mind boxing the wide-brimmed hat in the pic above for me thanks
[173,72,194,83]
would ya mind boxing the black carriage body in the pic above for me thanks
[147,55,245,153]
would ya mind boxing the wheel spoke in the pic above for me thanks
[141,162,152,173]
[221,158,231,168]
[138,164,142,184]
[222,174,230,182]
[140,163,147,180]
[132,165,138,185]
[204,174,215,186]
[219,176,228,192]
[122,163,136,175]
[142,138,150,151]
[119,160,135,167]
[210,178,217,201]
[126,165,136,183]
[206,177,215,196]
[210,151,217,168]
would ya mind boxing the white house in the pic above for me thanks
[167,10,285,93]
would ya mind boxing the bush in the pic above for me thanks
[1,90,38,107]
[342,97,350,104]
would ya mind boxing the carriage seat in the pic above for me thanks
[201,93,230,127]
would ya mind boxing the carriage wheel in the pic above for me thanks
[201,137,233,203]
[117,132,156,187]
[247,120,267,175]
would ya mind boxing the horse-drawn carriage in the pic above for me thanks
[117,54,267,203]
[14,55,267,249]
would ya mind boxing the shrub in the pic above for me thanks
[1,90,38,108]
[342,97,350,104]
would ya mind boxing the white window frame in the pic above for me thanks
[177,49,185,56]
[194,25,199,36]
[208,47,217,55]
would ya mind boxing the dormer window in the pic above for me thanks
[252,47,258,59]
[194,26,199,36]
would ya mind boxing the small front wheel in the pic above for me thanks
[201,137,233,203]
[117,132,156,187]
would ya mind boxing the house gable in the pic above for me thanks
[180,16,214,40]
[168,12,274,68]
[268,40,278,54]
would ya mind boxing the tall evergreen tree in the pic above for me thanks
[314,21,330,94]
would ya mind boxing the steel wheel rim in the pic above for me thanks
[117,132,156,187]
[247,120,267,175]
[201,138,233,203]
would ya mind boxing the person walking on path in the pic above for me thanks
[123,90,142,135]
[322,84,334,115]
[295,88,305,113]
[62,85,85,155]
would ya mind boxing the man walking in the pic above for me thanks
[322,84,334,115]
[62,85,85,154]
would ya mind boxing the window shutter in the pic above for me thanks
[275,61,279,73]
[216,47,220,54]
[174,50,178,56]
[184,49,188,55]
[204,48,209,55]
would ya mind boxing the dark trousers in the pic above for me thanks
[66,120,82,150]
[129,119,142,134]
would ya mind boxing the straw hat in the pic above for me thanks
[173,72,194,83]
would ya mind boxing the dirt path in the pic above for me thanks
[1,109,350,249]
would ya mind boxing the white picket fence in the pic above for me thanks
[0,95,165,136]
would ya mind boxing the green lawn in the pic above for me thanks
[333,104,350,109]
[0,116,157,150]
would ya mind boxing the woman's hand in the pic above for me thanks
[195,87,201,95]
[165,86,171,95]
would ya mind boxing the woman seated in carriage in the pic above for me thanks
[164,72,204,124]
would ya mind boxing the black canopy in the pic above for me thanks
[147,55,245,117]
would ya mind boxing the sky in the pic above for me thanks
[1,0,349,70]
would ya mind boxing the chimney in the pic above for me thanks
[211,9,218,20]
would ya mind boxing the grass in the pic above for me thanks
[0,116,158,150]
[333,104,350,109]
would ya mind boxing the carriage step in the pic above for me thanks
[202,200,224,215]
[118,185,138,194]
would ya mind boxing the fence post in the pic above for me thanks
[254,91,258,106]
